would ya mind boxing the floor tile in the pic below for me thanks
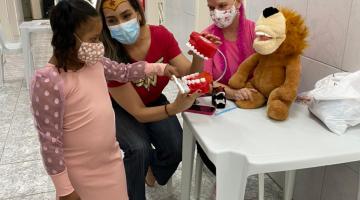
[7,116,36,139]
[0,160,54,199]
[0,81,22,94]
[0,110,15,121]
[0,140,5,161]
[3,54,25,82]
[0,136,41,165]
[14,103,31,115]
[0,120,11,141]
[6,191,56,200]
[0,94,18,111]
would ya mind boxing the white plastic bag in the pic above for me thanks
[299,71,360,135]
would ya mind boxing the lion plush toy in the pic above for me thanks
[228,7,308,121]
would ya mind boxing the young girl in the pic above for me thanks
[30,1,175,200]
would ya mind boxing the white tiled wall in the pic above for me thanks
[163,0,196,53]
[305,0,353,68]
[246,0,276,22]
[343,0,360,72]
[300,57,342,92]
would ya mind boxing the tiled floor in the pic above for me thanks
[0,35,283,199]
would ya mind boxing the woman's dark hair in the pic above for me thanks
[50,0,98,71]
[96,0,146,63]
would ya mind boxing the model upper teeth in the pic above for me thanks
[215,91,225,96]
[256,31,271,37]
[186,42,209,60]
[186,78,204,85]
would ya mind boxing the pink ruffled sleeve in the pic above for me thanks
[101,57,167,82]
[30,67,74,197]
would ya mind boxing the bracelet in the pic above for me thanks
[165,104,171,117]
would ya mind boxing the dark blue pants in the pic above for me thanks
[111,94,182,200]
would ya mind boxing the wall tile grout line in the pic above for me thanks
[302,55,344,71]
[340,0,355,70]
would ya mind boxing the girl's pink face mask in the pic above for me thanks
[75,34,105,66]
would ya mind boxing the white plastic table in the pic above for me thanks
[181,97,360,200]
[19,20,51,88]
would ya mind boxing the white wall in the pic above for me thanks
[162,0,196,52]
[145,0,165,26]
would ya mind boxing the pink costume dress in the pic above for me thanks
[30,58,166,200]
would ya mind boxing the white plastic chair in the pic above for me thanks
[0,24,22,87]
[194,154,296,200]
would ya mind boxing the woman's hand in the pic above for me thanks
[167,91,202,115]
[226,88,258,101]
[201,32,222,46]
[164,64,180,78]
[59,191,81,200]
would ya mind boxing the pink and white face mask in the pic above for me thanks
[210,1,239,29]
[75,35,105,66]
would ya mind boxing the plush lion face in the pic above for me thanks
[253,7,308,56]
[253,7,286,55]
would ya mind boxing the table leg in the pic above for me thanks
[194,153,204,200]
[357,168,360,200]
[216,153,248,200]
[258,173,265,200]
[20,29,31,89]
[181,121,196,200]
[284,170,296,200]
[1,50,4,86]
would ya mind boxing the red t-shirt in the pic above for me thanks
[107,25,182,105]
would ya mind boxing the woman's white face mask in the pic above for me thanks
[210,0,239,29]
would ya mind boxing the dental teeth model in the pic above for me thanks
[212,86,226,109]
[186,32,218,60]
[172,72,213,94]
[173,32,227,108]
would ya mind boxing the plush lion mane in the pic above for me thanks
[275,7,309,57]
